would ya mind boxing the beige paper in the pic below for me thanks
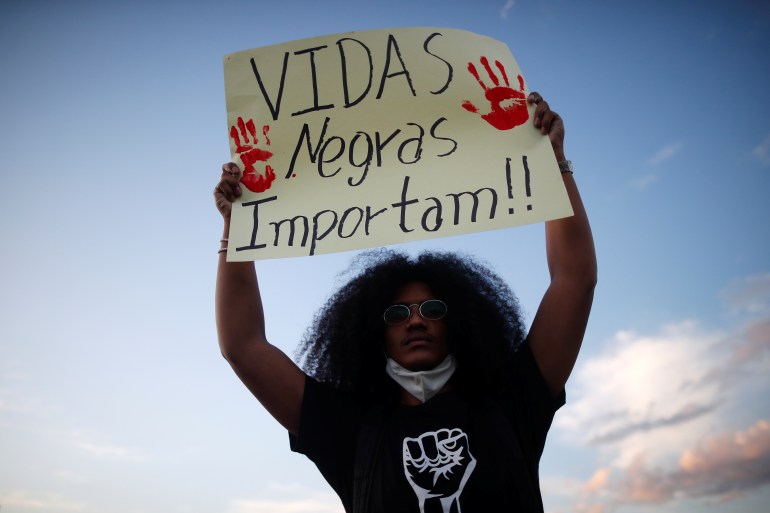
[223,27,572,260]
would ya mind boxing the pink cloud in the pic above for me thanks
[695,317,770,389]
[556,274,770,513]
[618,453,675,503]
[582,468,611,493]
[677,420,770,496]
[579,420,770,510]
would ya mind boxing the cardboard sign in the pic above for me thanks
[223,27,572,260]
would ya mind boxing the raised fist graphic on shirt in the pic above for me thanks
[402,428,477,513]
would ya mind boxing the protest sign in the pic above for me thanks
[223,27,572,260]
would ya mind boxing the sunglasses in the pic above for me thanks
[383,299,448,326]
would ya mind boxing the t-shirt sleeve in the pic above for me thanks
[289,376,359,499]
[505,340,566,460]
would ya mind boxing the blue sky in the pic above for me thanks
[1,1,769,512]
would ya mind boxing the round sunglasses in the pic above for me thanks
[383,299,448,326]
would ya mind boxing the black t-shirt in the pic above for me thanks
[290,342,565,513]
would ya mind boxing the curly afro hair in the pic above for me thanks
[295,248,527,400]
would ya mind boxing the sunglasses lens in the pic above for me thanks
[384,305,411,325]
[420,300,447,320]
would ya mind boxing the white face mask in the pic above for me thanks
[385,354,457,403]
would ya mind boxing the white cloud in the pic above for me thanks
[554,273,770,511]
[556,321,725,465]
[227,484,344,513]
[720,273,770,314]
[693,317,770,390]
[53,468,91,485]
[227,498,343,513]
[753,134,770,166]
[0,359,47,414]
[0,489,85,511]
[629,141,684,189]
[630,174,658,190]
[73,440,145,461]
[500,0,515,19]
[65,430,147,462]
[647,141,683,165]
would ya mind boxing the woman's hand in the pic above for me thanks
[527,91,566,162]
[214,162,242,220]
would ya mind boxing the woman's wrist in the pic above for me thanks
[220,219,231,254]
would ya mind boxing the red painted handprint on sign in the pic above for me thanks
[229,117,275,193]
[461,57,529,131]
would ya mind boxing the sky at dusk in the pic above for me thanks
[1,1,769,512]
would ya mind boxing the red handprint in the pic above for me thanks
[461,57,529,131]
[229,117,275,193]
